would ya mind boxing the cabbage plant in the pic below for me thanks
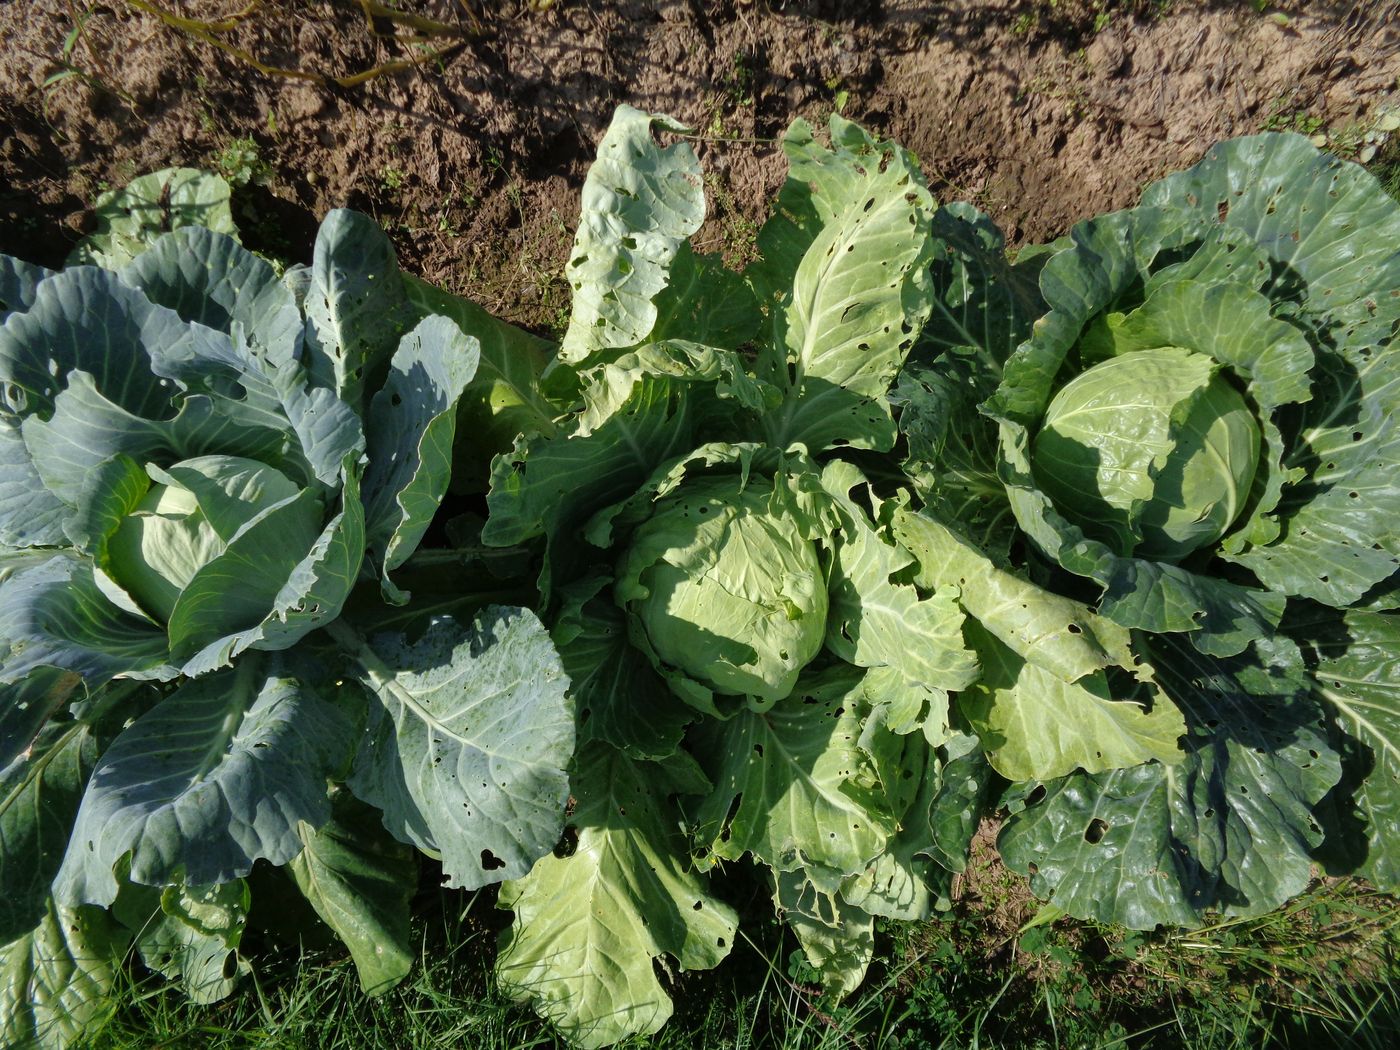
[899,133,1400,931]
[480,108,994,1047]
[0,210,574,1047]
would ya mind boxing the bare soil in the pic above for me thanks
[1,0,1397,336]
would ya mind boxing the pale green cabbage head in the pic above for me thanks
[108,455,321,622]
[1031,347,1260,560]
[615,475,828,706]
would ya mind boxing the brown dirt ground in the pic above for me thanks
[1,0,1397,338]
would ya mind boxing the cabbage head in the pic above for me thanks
[1032,346,1260,560]
[958,132,1400,657]
[614,474,827,707]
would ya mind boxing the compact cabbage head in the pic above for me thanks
[615,474,828,708]
[108,456,322,623]
[1032,347,1260,560]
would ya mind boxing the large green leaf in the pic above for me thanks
[303,209,412,404]
[52,657,351,907]
[692,666,896,876]
[1289,607,1400,891]
[999,636,1340,928]
[68,167,236,271]
[961,621,1184,782]
[343,609,574,889]
[363,314,479,593]
[497,741,736,1049]
[0,255,53,317]
[754,117,936,452]
[120,225,302,369]
[0,555,172,685]
[0,265,211,421]
[775,869,874,998]
[893,508,1136,682]
[0,419,68,548]
[0,899,129,1050]
[401,274,556,492]
[552,575,693,761]
[483,373,699,599]
[820,462,978,708]
[0,667,83,771]
[0,724,93,944]
[113,877,249,1005]
[289,791,415,996]
[176,459,366,677]
[649,244,762,350]
[557,106,705,368]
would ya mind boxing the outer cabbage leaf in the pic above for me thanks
[0,667,83,771]
[52,657,352,907]
[0,899,129,1050]
[753,117,936,452]
[289,791,416,996]
[483,373,700,599]
[362,314,479,596]
[344,609,574,889]
[1000,635,1340,928]
[892,509,1137,682]
[402,274,557,492]
[648,243,761,350]
[0,724,93,944]
[775,869,873,998]
[552,574,693,761]
[497,741,736,1049]
[691,666,896,876]
[68,167,236,270]
[556,106,705,368]
[1288,606,1400,891]
[0,255,54,317]
[961,621,1184,782]
[303,209,413,404]
[113,877,250,1005]
[120,225,302,369]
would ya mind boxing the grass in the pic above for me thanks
[72,863,1400,1050]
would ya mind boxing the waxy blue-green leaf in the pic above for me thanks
[0,418,68,548]
[0,724,94,944]
[303,209,412,403]
[498,742,736,1049]
[1000,635,1340,928]
[52,657,351,907]
[176,460,366,677]
[557,106,705,368]
[290,792,416,996]
[0,899,129,1050]
[0,264,217,421]
[344,609,573,889]
[121,225,302,370]
[0,255,53,317]
[68,166,237,271]
[1289,607,1400,892]
[0,556,173,686]
[363,314,479,595]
